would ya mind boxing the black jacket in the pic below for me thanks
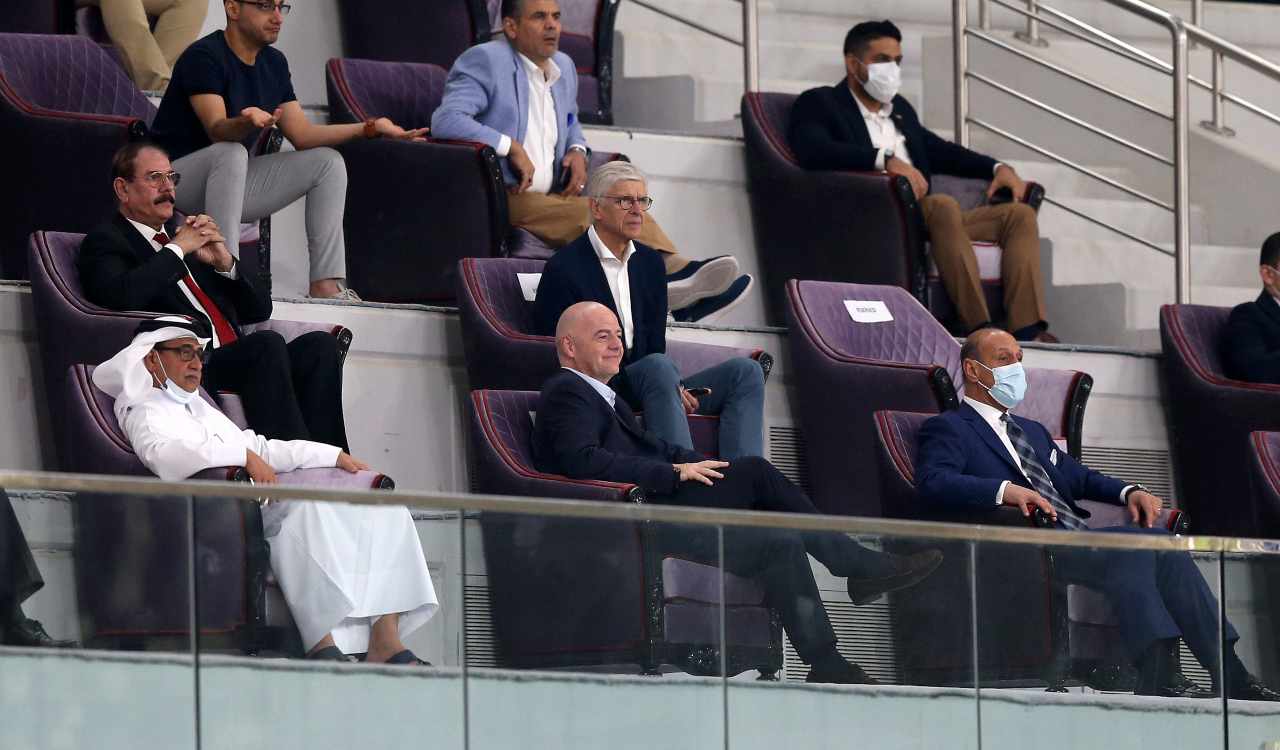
[787,80,998,185]
[532,369,702,496]
[77,213,272,338]
[532,232,668,363]
[1223,291,1280,384]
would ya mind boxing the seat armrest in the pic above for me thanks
[274,468,395,489]
[666,340,774,384]
[1077,499,1186,533]
[336,137,506,303]
[240,320,354,365]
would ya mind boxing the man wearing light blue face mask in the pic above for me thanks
[788,20,1056,343]
[916,327,1280,702]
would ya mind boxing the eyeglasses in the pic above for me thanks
[133,170,181,187]
[155,344,207,362]
[234,0,291,14]
[599,195,654,212]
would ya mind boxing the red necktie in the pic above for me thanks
[155,232,238,346]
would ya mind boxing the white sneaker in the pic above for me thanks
[312,283,362,302]
[666,255,740,310]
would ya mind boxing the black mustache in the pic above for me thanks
[154,195,175,205]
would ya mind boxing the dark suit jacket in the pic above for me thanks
[1223,291,1280,384]
[532,232,668,364]
[532,369,702,496]
[787,80,997,186]
[77,213,272,337]
[916,403,1126,515]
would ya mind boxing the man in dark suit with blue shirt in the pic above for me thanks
[534,301,942,684]
[917,327,1279,700]
[1223,232,1280,383]
[533,162,762,459]
[788,20,1054,342]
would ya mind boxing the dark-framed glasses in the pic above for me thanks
[155,344,207,363]
[601,195,654,212]
[135,170,181,187]
[234,0,291,14]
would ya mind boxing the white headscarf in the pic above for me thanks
[92,316,211,422]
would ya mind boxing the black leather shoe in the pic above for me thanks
[1135,671,1216,699]
[847,549,943,606]
[3,617,79,648]
[1230,675,1280,702]
[806,659,880,685]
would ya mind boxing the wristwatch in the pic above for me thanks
[1123,484,1148,502]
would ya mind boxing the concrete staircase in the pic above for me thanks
[610,0,1280,347]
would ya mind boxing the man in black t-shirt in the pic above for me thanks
[148,0,425,300]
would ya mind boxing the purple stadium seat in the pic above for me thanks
[468,389,782,676]
[741,92,1044,329]
[456,256,774,395]
[1248,431,1280,534]
[66,362,394,654]
[785,279,1089,518]
[1160,303,1280,537]
[28,230,352,470]
[874,409,1187,688]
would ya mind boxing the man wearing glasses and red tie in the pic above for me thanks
[79,141,349,451]
[145,0,425,300]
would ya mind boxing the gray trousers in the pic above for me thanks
[173,141,348,282]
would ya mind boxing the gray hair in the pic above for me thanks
[586,161,647,199]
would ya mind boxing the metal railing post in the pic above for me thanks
[1014,0,1050,48]
[954,0,970,147]
[742,0,760,94]
[1190,0,1203,48]
[1200,51,1236,135]
[979,0,991,31]
[1171,22,1191,304]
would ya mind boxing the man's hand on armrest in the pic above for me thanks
[987,164,1027,201]
[245,449,278,485]
[1001,484,1056,520]
[674,460,729,486]
[336,452,370,473]
[886,156,928,200]
[507,140,535,194]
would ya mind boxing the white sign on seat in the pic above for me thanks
[517,273,542,302]
[844,299,894,323]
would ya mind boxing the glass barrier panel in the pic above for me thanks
[464,510,728,749]
[1224,547,1280,746]
[978,530,1225,750]
[725,521,979,748]
[0,487,197,749]
[194,494,464,749]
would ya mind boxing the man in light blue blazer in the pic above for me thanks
[431,0,753,322]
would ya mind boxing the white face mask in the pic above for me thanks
[155,356,199,406]
[861,61,901,104]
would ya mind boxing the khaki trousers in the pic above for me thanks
[920,194,1048,333]
[81,0,207,91]
[507,191,686,273]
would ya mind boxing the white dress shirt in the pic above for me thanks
[565,366,618,408]
[963,396,1131,507]
[587,225,637,348]
[850,87,1005,176]
[125,217,237,348]
[495,54,586,194]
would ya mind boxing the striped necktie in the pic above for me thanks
[1000,413,1084,530]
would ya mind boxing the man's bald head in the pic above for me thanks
[555,301,625,382]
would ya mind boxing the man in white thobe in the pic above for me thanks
[93,317,438,664]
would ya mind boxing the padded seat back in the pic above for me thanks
[1162,303,1231,379]
[340,0,484,68]
[743,91,801,169]
[325,58,447,129]
[791,279,962,385]
[0,33,152,118]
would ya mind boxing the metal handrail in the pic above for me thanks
[621,0,761,106]
[2,469,1276,554]
[957,0,1190,301]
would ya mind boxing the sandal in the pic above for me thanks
[306,645,352,662]
[385,649,431,666]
